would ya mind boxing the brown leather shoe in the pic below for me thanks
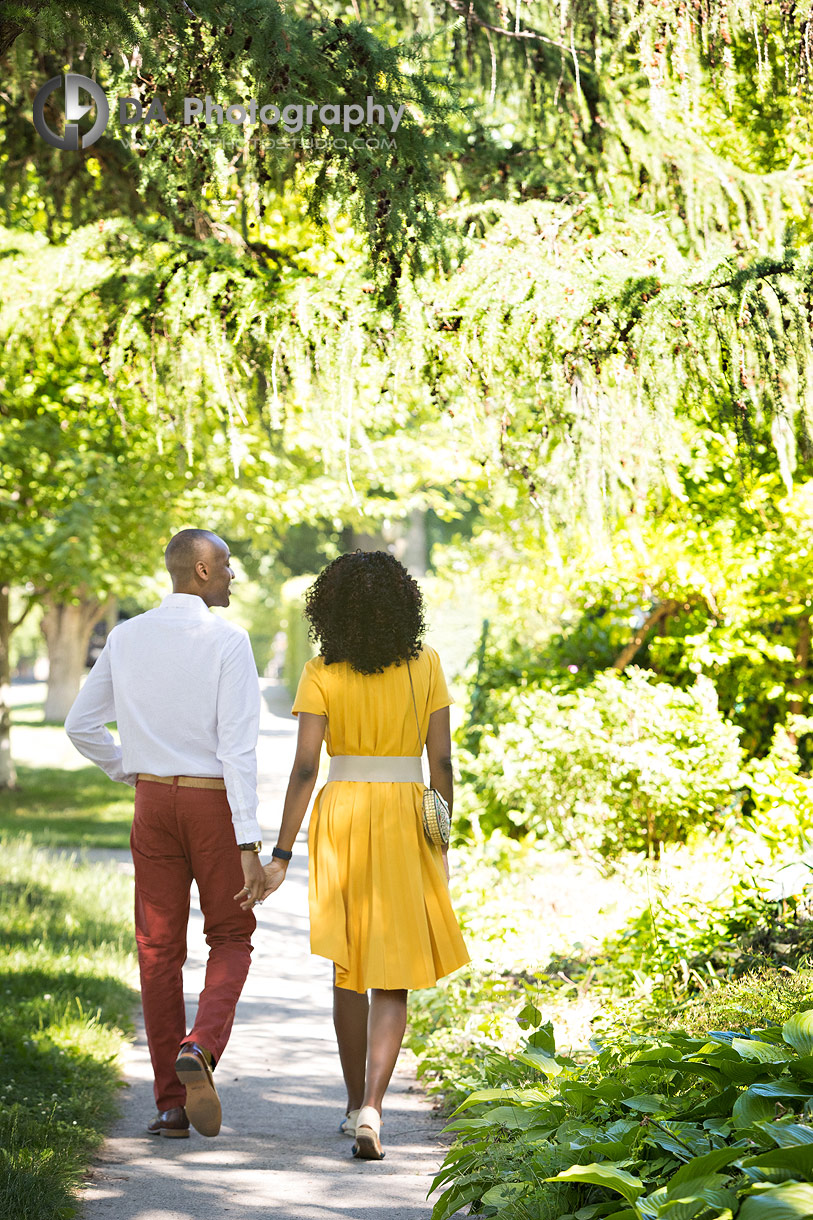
[174,1042,221,1137]
[146,1106,190,1139]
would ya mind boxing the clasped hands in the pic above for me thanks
[234,852,290,911]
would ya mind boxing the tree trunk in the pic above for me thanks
[0,585,15,789]
[41,594,110,722]
[612,601,679,671]
[787,613,811,743]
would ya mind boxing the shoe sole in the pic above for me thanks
[353,1127,385,1160]
[175,1054,222,1137]
[157,1127,190,1139]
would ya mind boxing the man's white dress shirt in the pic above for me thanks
[65,593,262,844]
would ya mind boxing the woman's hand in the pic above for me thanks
[262,858,289,896]
[442,848,450,882]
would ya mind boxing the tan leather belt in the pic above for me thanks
[327,755,423,783]
[137,773,226,790]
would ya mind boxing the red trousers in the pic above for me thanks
[131,778,256,1111]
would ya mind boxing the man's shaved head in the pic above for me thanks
[165,529,222,578]
[164,530,234,607]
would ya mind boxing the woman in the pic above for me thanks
[260,550,469,1160]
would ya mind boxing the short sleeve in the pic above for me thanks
[292,659,327,716]
[427,648,452,713]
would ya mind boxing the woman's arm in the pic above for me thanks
[240,711,326,908]
[425,706,453,878]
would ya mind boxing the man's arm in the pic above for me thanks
[64,643,137,785]
[216,631,262,845]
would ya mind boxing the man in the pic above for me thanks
[65,528,270,1140]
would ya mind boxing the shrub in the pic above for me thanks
[462,668,743,859]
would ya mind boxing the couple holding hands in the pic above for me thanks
[65,529,469,1162]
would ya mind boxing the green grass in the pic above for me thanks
[4,687,133,849]
[0,763,133,849]
[0,837,137,1219]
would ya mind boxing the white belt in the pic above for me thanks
[327,755,423,783]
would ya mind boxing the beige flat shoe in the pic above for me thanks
[352,1105,384,1160]
[340,1108,360,1137]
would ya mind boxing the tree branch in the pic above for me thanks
[441,0,588,58]
[612,601,679,671]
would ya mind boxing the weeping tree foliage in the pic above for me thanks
[0,215,478,753]
[3,4,813,632]
[405,201,813,539]
[0,0,457,286]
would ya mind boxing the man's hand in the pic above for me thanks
[261,858,289,897]
[234,851,268,911]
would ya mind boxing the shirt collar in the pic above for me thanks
[159,593,212,617]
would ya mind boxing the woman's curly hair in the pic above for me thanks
[304,550,426,674]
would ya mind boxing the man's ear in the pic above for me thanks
[195,560,209,581]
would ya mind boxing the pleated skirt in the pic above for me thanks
[308,780,470,992]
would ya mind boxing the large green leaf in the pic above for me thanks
[667,1146,745,1188]
[481,1183,530,1207]
[431,1180,490,1220]
[758,1124,813,1149]
[789,1058,813,1084]
[546,1162,645,1204]
[621,1094,670,1114]
[738,1182,813,1220]
[734,1085,813,1130]
[734,1040,794,1065]
[740,1145,813,1183]
[636,1188,668,1220]
[451,1085,549,1114]
[658,1190,737,1220]
[529,1020,557,1054]
[784,1016,813,1059]
[515,1046,565,1076]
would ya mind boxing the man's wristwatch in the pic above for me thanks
[271,845,293,861]
[237,841,262,853]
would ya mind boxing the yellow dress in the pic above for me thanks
[292,645,470,993]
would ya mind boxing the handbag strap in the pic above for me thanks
[406,659,425,756]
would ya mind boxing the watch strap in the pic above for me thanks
[237,841,262,853]
[271,845,293,861]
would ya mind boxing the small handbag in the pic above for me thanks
[407,661,451,848]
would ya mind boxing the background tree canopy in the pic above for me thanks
[2,0,813,805]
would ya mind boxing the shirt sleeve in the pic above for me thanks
[64,642,138,786]
[428,648,453,714]
[292,660,327,717]
[215,631,262,844]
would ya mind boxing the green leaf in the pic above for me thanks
[783,1015,813,1059]
[431,1180,489,1220]
[738,1182,813,1220]
[514,1046,564,1076]
[667,1146,744,1188]
[740,1146,813,1182]
[516,1001,543,1029]
[734,1084,813,1130]
[734,1040,794,1065]
[481,1183,530,1206]
[758,1124,813,1149]
[529,1020,557,1054]
[621,1094,669,1114]
[546,1162,645,1204]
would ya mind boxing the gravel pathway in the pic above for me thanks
[81,682,461,1220]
